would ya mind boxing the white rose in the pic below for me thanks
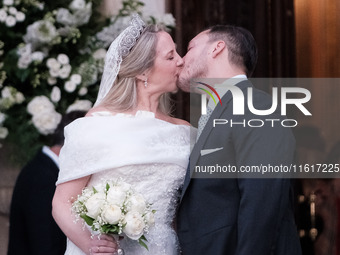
[15,91,25,103]
[101,204,122,224]
[57,53,69,65]
[64,80,76,93]
[78,87,87,96]
[1,87,13,99]
[5,15,16,27]
[70,74,82,85]
[56,8,74,26]
[69,0,86,11]
[106,186,127,206]
[15,11,25,22]
[127,194,146,214]
[85,192,106,219]
[58,64,71,79]
[49,68,60,78]
[46,58,59,69]
[3,0,14,6]
[123,211,145,240]
[47,77,57,85]
[8,7,17,15]
[50,86,61,102]
[17,54,32,69]
[0,9,7,22]
[66,99,92,113]
[0,127,8,139]
[27,95,55,115]
[24,20,57,45]
[162,14,176,27]
[0,113,6,124]
[31,51,44,62]
[32,111,62,135]
[93,48,106,60]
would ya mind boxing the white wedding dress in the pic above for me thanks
[57,111,195,255]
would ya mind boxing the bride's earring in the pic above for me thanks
[144,78,148,88]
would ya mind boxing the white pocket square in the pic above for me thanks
[200,147,223,156]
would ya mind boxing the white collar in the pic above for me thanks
[42,146,59,167]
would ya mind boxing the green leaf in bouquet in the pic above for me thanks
[101,224,119,234]
[138,235,149,250]
[106,183,110,193]
[92,186,98,194]
[80,214,95,226]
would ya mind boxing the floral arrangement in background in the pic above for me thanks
[0,0,175,164]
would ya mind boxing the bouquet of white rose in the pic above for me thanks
[72,179,155,250]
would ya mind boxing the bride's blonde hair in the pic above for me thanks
[100,25,171,115]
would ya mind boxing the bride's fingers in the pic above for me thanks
[90,245,116,254]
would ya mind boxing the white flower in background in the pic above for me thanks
[161,13,176,27]
[72,2,92,26]
[46,58,60,69]
[17,43,32,56]
[56,1,92,27]
[78,61,98,86]
[15,11,25,22]
[27,95,55,116]
[5,15,16,27]
[69,0,86,11]
[17,54,32,69]
[32,110,62,135]
[56,8,74,26]
[31,51,45,62]
[66,99,92,113]
[15,91,25,104]
[1,86,14,101]
[24,20,58,48]
[50,86,61,103]
[0,126,9,139]
[0,9,7,22]
[78,87,87,96]
[3,0,14,6]
[64,80,76,93]
[47,77,57,85]
[93,48,106,60]
[8,7,17,15]
[70,74,81,85]
[84,192,106,219]
[47,55,71,80]
[101,204,122,225]
[57,53,69,65]
[126,194,147,214]
[58,64,71,79]
[0,113,6,125]
[123,211,145,240]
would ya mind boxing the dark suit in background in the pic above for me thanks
[8,149,66,255]
[177,81,302,255]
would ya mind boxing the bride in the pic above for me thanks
[52,15,193,255]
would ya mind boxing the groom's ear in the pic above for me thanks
[211,40,226,58]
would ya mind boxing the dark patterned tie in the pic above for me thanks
[197,106,213,140]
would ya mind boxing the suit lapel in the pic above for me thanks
[180,80,252,201]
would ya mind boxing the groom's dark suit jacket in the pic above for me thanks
[8,149,66,255]
[177,81,302,255]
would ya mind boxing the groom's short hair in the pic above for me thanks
[207,25,258,77]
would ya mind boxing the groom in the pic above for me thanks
[176,25,302,254]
